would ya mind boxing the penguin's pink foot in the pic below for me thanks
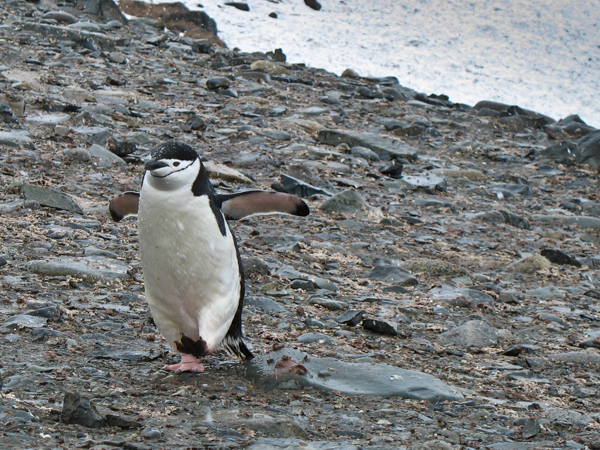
[163,353,205,373]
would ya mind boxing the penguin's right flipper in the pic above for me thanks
[215,191,310,220]
[109,192,140,222]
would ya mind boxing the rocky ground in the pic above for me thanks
[1,0,600,449]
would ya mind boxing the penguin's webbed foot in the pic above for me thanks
[164,353,205,373]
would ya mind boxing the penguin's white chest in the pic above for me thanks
[137,184,241,350]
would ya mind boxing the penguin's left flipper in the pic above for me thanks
[109,191,140,222]
[216,191,310,220]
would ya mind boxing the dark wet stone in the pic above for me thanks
[541,248,582,267]
[367,264,418,286]
[502,344,540,357]
[246,348,463,400]
[290,279,315,290]
[21,184,84,214]
[61,391,106,428]
[206,77,230,90]
[380,160,404,178]
[438,320,498,349]
[26,306,60,319]
[317,129,418,161]
[272,174,332,198]
[336,310,364,327]
[182,114,206,131]
[224,2,249,11]
[106,136,137,157]
[362,319,399,336]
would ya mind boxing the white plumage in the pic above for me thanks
[139,178,240,354]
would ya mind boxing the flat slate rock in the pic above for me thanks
[245,347,463,401]
[26,256,130,281]
[246,438,362,450]
[21,183,84,214]
[317,129,418,161]
[0,314,48,331]
[438,320,498,349]
[533,214,600,230]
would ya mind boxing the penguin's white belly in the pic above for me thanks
[138,186,240,352]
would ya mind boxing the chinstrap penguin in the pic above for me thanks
[110,141,309,372]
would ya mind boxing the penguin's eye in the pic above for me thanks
[173,161,180,167]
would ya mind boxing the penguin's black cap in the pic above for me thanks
[151,141,199,161]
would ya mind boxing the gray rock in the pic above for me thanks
[107,52,126,64]
[64,147,92,162]
[246,439,360,450]
[25,113,71,125]
[401,258,471,277]
[499,209,531,229]
[429,285,494,308]
[61,391,106,428]
[533,214,600,230]
[26,256,130,281]
[21,183,84,214]
[336,310,364,326]
[540,248,582,266]
[0,130,32,143]
[272,174,332,198]
[88,144,126,166]
[526,286,564,299]
[309,298,348,310]
[548,350,600,365]
[362,319,399,336]
[246,296,285,313]
[350,146,380,161]
[0,314,48,331]
[247,348,463,401]
[367,264,418,286]
[206,77,230,90]
[396,173,447,192]
[42,10,79,24]
[297,332,337,344]
[319,190,370,214]
[317,129,418,161]
[438,320,498,349]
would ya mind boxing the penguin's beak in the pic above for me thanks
[145,160,169,171]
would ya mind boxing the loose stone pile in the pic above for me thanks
[1,0,600,449]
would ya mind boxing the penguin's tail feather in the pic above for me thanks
[222,335,254,360]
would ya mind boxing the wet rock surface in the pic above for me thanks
[0,1,599,449]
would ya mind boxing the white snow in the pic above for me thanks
[146,0,600,127]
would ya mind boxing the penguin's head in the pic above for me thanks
[144,141,202,191]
